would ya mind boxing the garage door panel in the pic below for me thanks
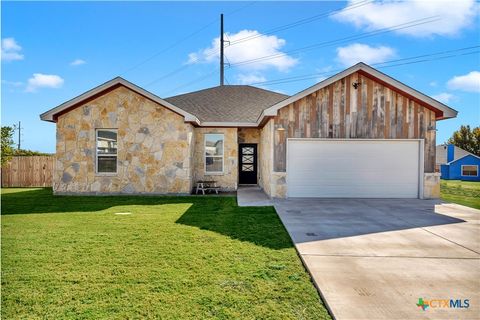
[287,140,420,198]
[288,185,416,198]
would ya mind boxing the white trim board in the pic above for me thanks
[204,133,225,175]
[461,165,479,177]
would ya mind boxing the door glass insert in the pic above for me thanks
[242,147,253,155]
[242,155,253,163]
[242,164,254,172]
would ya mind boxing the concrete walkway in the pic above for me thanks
[274,198,480,320]
[237,186,273,206]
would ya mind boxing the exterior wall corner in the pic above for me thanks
[423,172,441,199]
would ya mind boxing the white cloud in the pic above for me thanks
[447,71,480,93]
[188,29,298,71]
[1,37,24,61]
[432,92,454,103]
[236,73,266,85]
[70,59,86,66]
[336,43,396,67]
[334,0,479,37]
[429,81,438,87]
[26,73,64,92]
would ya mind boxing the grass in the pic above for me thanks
[441,180,480,209]
[1,188,330,320]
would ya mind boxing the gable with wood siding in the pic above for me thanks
[273,71,436,173]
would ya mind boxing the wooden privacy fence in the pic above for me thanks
[1,156,54,187]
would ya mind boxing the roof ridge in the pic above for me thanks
[243,85,289,97]
[165,85,222,99]
[165,84,289,99]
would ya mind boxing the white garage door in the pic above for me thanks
[287,139,422,198]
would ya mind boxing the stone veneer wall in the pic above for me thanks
[270,172,287,198]
[258,120,273,197]
[55,86,194,194]
[238,128,260,144]
[193,128,238,191]
[423,173,440,199]
[258,120,287,198]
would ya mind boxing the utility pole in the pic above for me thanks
[13,121,22,150]
[220,13,224,86]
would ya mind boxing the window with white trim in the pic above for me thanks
[461,165,478,177]
[205,134,224,173]
[96,129,118,173]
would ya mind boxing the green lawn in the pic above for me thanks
[1,188,329,319]
[441,180,480,209]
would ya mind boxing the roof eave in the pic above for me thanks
[446,153,480,165]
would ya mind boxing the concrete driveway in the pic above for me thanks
[274,198,480,320]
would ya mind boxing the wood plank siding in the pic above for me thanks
[1,156,54,187]
[273,72,436,172]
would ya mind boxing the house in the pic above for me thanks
[435,144,473,172]
[439,145,480,181]
[40,62,458,198]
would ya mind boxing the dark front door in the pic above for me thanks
[239,144,257,184]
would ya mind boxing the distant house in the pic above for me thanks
[435,144,472,171]
[438,145,480,181]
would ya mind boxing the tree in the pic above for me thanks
[1,126,15,166]
[447,125,480,156]
[13,149,52,156]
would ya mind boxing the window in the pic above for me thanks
[96,129,118,174]
[461,165,478,177]
[205,134,224,173]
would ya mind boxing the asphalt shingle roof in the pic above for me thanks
[165,85,289,123]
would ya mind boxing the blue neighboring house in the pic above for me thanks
[439,145,480,181]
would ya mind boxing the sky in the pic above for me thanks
[2,0,479,153]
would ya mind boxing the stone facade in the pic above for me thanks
[423,173,441,199]
[193,128,238,191]
[238,128,260,144]
[55,86,194,194]
[270,172,287,198]
[258,120,273,197]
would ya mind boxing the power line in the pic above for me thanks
[225,1,257,16]
[246,46,480,86]
[251,46,480,85]
[143,6,439,95]
[123,2,256,78]
[229,0,372,46]
[252,50,480,86]
[163,68,220,96]
[142,1,370,88]
[148,15,439,91]
[121,21,218,76]
[229,16,440,68]
[143,30,227,88]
